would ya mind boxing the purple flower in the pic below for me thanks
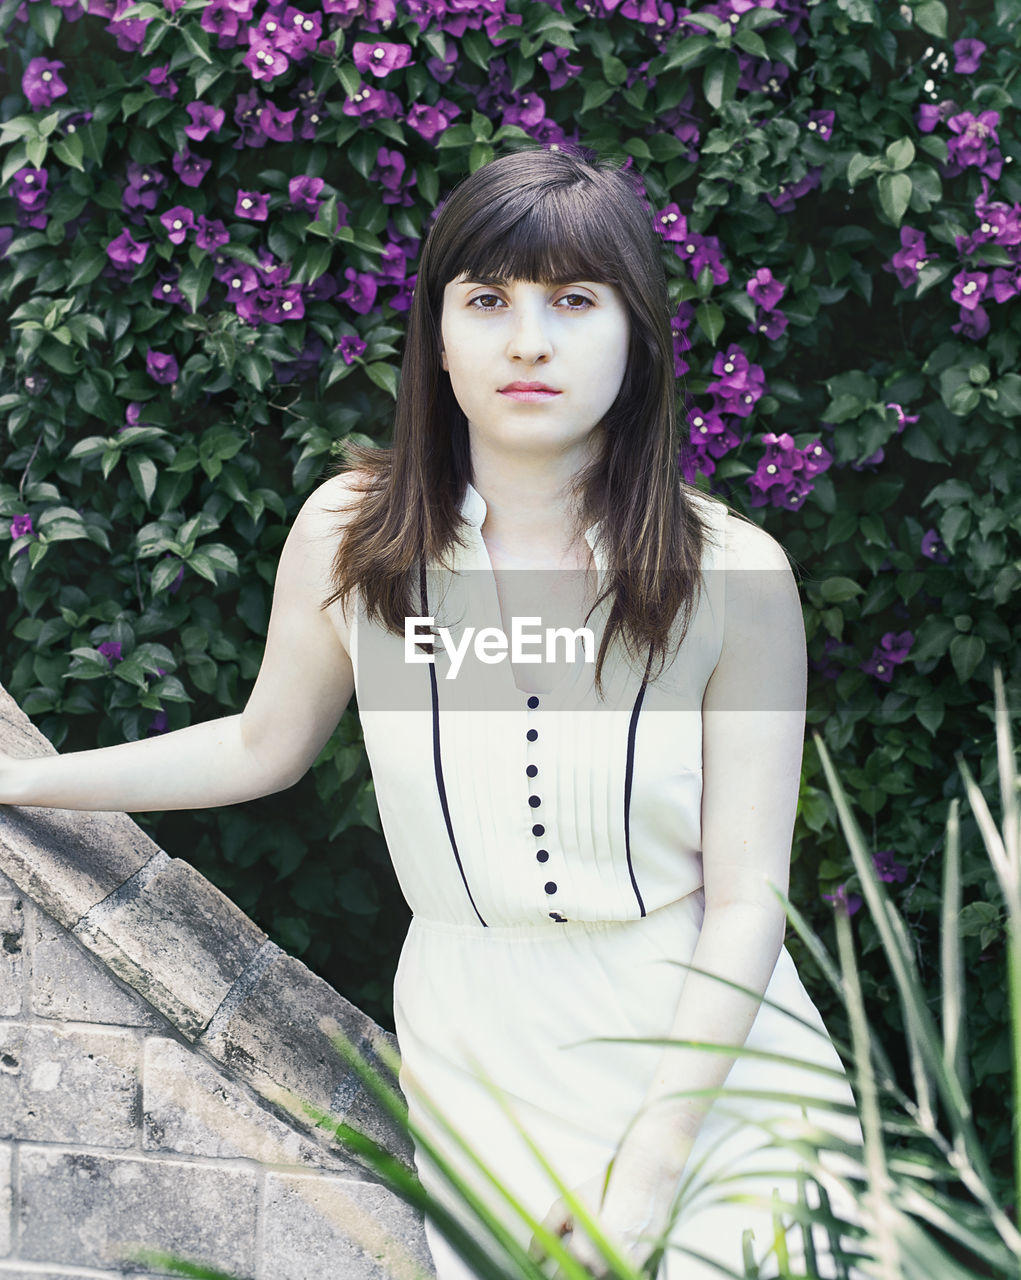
[338,268,379,315]
[406,99,461,143]
[289,175,324,214]
[172,149,211,187]
[221,263,259,302]
[917,99,955,133]
[988,267,1021,304]
[353,40,414,77]
[805,110,834,141]
[10,514,34,541]
[106,228,149,270]
[953,38,986,75]
[687,406,740,458]
[278,5,322,58]
[371,146,415,206]
[883,226,931,289]
[22,58,68,109]
[147,710,170,736]
[861,631,914,682]
[246,37,291,82]
[201,0,247,43]
[502,90,547,132]
[947,111,1002,180]
[952,303,991,341]
[540,46,582,89]
[160,205,195,245]
[749,308,788,340]
[921,528,949,563]
[97,641,123,666]
[106,13,149,51]
[823,885,863,917]
[746,267,785,311]
[336,334,367,364]
[885,403,918,432]
[145,64,179,97]
[747,432,830,511]
[146,349,179,384]
[195,215,229,251]
[654,202,687,243]
[259,102,298,142]
[185,101,226,141]
[952,269,988,311]
[153,270,186,308]
[123,163,167,211]
[766,168,821,213]
[873,850,908,884]
[343,84,403,123]
[235,190,270,221]
[706,345,765,417]
[673,230,729,286]
[11,167,49,226]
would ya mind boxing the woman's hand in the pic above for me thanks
[528,1134,690,1279]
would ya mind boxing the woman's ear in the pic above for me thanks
[440,349,448,370]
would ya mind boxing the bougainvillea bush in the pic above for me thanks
[1,0,1019,1196]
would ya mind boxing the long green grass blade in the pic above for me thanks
[940,798,968,1100]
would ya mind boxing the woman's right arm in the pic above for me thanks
[0,473,358,813]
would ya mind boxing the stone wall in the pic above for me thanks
[0,684,434,1279]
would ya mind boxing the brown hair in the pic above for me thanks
[323,146,710,690]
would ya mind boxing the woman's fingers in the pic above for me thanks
[527,1197,571,1262]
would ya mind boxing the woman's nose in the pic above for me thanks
[506,301,553,364]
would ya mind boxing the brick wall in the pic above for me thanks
[0,685,434,1280]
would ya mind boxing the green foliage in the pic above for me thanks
[0,0,1018,1201]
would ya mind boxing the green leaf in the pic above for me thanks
[178,258,214,315]
[151,558,184,594]
[885,138,915,171]
[657,34,712,72]
[989,372,1021,417]
[913,0,948,38]
[468,142,493,172]
[365,362,399,399]
[703,52,740,110]
[336,62,361,99]
[51,131,85,172]
[580,80,616,113]
[180,22,212,63]
[878,172,911,226]
[695,302,724,345]
[820,577,864,603]
[949,633,985,683]
[915,691,945,735]
[733,29,767,58]
[128,455,158,505]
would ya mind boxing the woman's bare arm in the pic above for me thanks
[0,473,359,812]
[617,511,806,1166]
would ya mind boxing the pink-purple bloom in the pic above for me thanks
[185,101,226,141]
[705,345,766,417]
[883,226,931,289]
[160,206,195,245]
[172,149,211,187]
[106,228,149,270]
[353,40,414,77]
[406,99,461,143]
[805,110,834,141]
[861,631,914,683]
[97,641,123,666]
[748,433,832,510]
[823,885,863,916]
[235,189,270,221]
[921,528,949,563]
[746,267,786,311]
[952,38,986,75]
[146,349,179,384]
[289,175,325,214]
[336,334,367,364]
[873,850,908,883]
[947,110,1002,180]
[951,270,989,311]
[10,514,34,543]
[22,57,68,109]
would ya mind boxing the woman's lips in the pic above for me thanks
[499,383,562,402]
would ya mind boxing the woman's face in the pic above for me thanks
[439,274,631,464]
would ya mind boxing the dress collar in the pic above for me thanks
[459,482,604,559]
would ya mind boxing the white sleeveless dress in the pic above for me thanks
[350,484,861,1279]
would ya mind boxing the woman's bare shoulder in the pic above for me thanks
[721,509,795,575]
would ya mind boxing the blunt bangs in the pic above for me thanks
[422,152,659,307]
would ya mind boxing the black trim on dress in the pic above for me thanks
[420,560,488,927]
[623,644,655,918]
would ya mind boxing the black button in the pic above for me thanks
[527,696,539,709]
[550,912,568,922]
[532,824,544,837]
[526,729,538,742]
[536,849,549,863]
[528,795,541,808]
[526,764,538,778]
[544,881,557,895]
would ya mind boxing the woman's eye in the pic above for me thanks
[468,293,504,310]
[558,293,594,309]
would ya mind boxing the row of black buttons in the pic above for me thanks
[526,695,564,919]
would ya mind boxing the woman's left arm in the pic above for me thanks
[539,514,807,1275]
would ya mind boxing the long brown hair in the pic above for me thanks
[323,146,711,689]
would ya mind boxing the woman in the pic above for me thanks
[0,148,861,1278]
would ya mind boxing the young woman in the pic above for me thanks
[0,148,861,1279]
